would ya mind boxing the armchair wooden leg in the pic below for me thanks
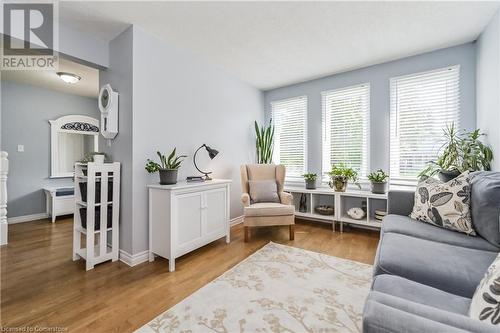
[289,225,295,240]
[244,226,250,242]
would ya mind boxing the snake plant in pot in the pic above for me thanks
[327,163,361,192]
[145,149,187,185]
[254,119,274,164]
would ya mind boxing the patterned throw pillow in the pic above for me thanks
[410,172,476,235]
[469,253,500,326]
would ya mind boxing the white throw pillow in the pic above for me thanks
[410,172,476,235]
[248,180,280,203]
[469,253,500,326]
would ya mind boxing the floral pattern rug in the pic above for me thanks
[137,242,372,333]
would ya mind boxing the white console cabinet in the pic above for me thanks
[148,179,231,272]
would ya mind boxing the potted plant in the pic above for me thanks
[419,124,493,182]
[145,149,187,185]
[368,169,389,194]
[302,173,317,189]
[79,152,107,163]
[254,119,274,164]
[327,163,360,192]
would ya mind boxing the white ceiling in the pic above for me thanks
[1,57,99,98]
[59,1,500,90]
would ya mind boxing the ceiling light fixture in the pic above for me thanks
[56,72,81,84]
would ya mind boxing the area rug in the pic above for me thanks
[137,242,372,333]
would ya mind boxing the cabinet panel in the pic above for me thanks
[205,188,226,236]
[175,193,203,247]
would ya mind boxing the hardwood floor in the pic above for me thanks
[1,217,379,332]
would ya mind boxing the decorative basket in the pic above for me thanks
[315,205,334,215]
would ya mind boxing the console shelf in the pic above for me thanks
[284,186,387,232]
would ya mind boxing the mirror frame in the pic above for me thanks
[49,115,99,178]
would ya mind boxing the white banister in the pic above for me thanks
[0,151,8,245]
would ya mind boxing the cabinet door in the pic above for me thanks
[204,188,227,239]
[174,192,203,255]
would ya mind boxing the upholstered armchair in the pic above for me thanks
[240,164,295,242]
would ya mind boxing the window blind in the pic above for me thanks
[390,65,460,183]
[271,96,307,179]
[322,84,370,179]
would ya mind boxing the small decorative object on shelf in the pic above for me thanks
[302,173,317,189]
[73,162,120,271]
[374,209,387,221]
[193,144,219,180]
[315,205,334,216]
[327,163,360,192]
[347,207,366,220]
[299,193,307,212]
[145,149,187,185]
[368,169,389,194]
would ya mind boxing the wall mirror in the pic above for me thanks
[49,115,99,178]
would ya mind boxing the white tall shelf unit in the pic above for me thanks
[284,186,388,232]
[73,162,120,270]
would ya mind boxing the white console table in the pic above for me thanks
[284,186,388,232]
[43,185,75,223]
[148,179,231,272]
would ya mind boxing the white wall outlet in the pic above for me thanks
[17,145,24,152]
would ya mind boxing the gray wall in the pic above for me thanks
[100,26,264,255]
[264,43,477,178]
[99,26,134,254]
[477,10,500,171]
[1,81,98,217]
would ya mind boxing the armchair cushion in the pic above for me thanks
[248,180,280,203]
[244,202,294,217]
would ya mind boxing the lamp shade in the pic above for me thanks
[205,145,219,159]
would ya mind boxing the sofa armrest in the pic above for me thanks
[241,193,250,207]
[279,191,293,205]
[387,190,415,216]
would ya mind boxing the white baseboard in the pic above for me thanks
[119,249,149,267]
[7,213,49,224]
[230,215,244,226]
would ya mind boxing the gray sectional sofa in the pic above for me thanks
[363,171,500,333]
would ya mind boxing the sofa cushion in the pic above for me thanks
[469,252,500,326]
[372,274,471,314]
[364,292,499,333]
[470,171,500,248]
[244,202,294,217]
[382,214,500,252]
[374,232,498,297]
[410,172,475,235]
[248,180,280,203]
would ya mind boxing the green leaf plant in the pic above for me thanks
[145,148,187,173]
[254,119,275,164]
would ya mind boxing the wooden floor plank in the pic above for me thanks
[1,217,379,332]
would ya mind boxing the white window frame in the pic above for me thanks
[321,83,370,181]
[271,95,308,181]
[389,65,461,185]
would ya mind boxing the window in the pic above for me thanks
[390,66,460,183]
[271,96,307,179]
[322,84,370,179]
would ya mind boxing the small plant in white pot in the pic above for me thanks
[368,169,389,194]
[145,149,187,185]
[302,173,317,189]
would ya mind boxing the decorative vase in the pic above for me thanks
[305,179,316,189]
[299,193,307,212]
[330,176,347,192]
[371,181,388,194]
[159,169,178,185]
[438,170,460,183]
